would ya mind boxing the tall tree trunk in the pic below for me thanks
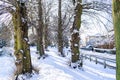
[12,9,23,74]
[58,0,64,56]
[20,2,32,74]
[37,0,45,57]
[71,0,82,63]
[12,1,32,74]
[112,0,120,80]
[44,17,50,49]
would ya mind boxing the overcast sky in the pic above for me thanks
[0,0,113,42]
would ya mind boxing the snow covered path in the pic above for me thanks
[0,47,116,80]
[0,48,16,80]
[30,47,116,80]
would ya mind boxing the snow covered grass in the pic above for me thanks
[0,46,116,80]
[29,46,116,80]
[81,49,116,68]
[0,56,16,80]
[0,47,16,80]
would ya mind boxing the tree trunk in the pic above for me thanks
[71,0,82,63]
[12,1,32,74]
[44,17,50,49]
[12,10,23,74]
[112,0,120,80]
[21,2,32,74]
[37,0,45,57]
[58,0,64,56]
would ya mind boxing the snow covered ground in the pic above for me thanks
[81,49,116,68]
[0,47,16,80]
[0,46,116,80]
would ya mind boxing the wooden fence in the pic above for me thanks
[81,54,116,69]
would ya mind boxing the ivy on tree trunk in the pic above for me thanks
[12,1,32,74]
[71,0,82,63]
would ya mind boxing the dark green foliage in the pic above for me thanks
[0,39,6,48]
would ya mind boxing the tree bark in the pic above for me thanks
[71,0,82,63]
[12,9,23,74]
[44,17,50,49]
[37,0,45,57]
[112,0,120,80]
[12,1,32,74]
[58,0,64,56]
[21,2,32,74]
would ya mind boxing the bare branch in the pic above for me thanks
[82,1,112,14]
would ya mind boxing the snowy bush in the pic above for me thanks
[0,39,6,48]
[0,47,13,56]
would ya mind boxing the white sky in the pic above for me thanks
[0,0,113,45]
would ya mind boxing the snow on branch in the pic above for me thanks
[82,1,112,14]
[73,29,79,33]
[24,38,29,42]
[0,1,15,14]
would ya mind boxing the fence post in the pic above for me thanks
[90,55,91,61]
[104,60,106,68]
[85,55,87,59]
[95,57,97,64]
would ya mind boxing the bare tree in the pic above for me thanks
[36,0,45,57]
[42,0,53,49]
[0,23,12,46]
[57,0,64,56]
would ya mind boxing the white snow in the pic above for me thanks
[74,44,78,47]
[73,29,79,34]
[20,49,24,54]
[0,47,16,80]
[0,46,116,80]
[29,46,115,80]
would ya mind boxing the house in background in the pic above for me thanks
[86,32,115,49]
